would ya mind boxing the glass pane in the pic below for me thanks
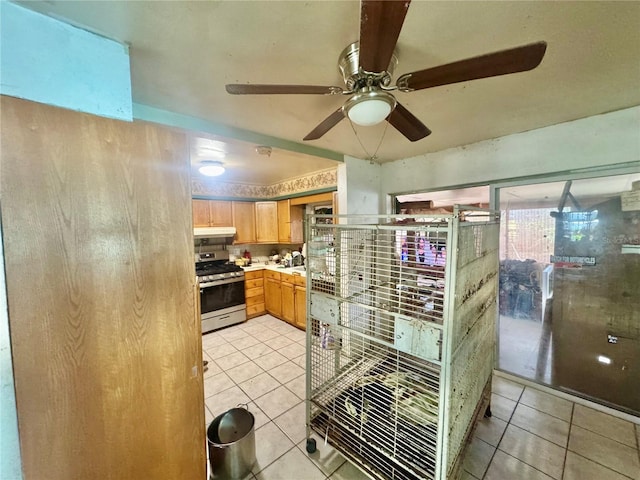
[498,173,640,414]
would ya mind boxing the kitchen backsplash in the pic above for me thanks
[227,244,303,263]
[192,167,337,199]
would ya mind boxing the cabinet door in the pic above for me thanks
[278,200,304,244]
[232,201,256,243]
[192,199,212,227]
[209,201,232,226]
[264,277,282,317]
[281,281,295,324]
[290,204,304,244]
[277,199,291,243]
[256,201,278,243]
[294,285,307,330]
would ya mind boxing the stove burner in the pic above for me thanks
[196,260,244,284]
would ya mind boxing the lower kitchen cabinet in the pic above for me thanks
[280,279,295,324]
[264,270,282,318]
[294,282,306,330]
[257,269,307,330]
[281,273,306,329]
[245,270,265,319]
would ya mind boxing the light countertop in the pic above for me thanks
[242,263,307,277]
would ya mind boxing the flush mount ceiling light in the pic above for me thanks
[198,160,225,177]
[343,88,397,127]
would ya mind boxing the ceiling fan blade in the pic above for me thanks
[387,102,431,142]
[226,84,343,95]
[359,0,411,72]
[397,41,547,91]
[303,108,345,141]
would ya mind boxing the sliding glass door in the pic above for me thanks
[496,173,640,415]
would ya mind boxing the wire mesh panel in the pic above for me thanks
[305,209,499,480]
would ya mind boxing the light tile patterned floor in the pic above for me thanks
[203,315,640,480]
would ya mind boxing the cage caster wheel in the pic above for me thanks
[306,438,317,454]
[484,405,492,418]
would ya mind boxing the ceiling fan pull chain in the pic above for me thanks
[348,117,390,163]
[371,120,390,161]
[349,118,373,159]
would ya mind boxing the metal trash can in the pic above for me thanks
[207,405,256,479]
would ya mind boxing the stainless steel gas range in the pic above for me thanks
[195,251,246,333]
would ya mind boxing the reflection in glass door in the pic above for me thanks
[497,173,640,415]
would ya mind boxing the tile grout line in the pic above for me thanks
[516,397,573,423]
[209,318,330,479]
[564,450,637,480]
[560,402,574,480]
[489,385,578,479]
[565,408,639,479]
[478,383,525,479]
[492,450,557,480]
[569,422,640,450]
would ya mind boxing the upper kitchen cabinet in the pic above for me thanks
[255,201,278,243]
[192,199,232,227]
[232,201,256,243]
[278,199,303,244]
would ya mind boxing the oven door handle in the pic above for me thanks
[199,278,244,289]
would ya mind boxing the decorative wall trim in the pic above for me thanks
[192,167,337,199]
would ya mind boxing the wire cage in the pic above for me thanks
[305,207,500,480]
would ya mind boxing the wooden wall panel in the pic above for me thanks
[0,96,205,480]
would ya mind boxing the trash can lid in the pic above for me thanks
[211,408,254,444]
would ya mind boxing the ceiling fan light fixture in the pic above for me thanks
[199,160,225,177]
[344,90,396,126]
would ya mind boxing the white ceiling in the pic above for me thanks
[18,1,640,186]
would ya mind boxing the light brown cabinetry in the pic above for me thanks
[278,199,303,244]
[264,270,282,317]
[280,278,295,324]
[252,268,306,330]
[255,201,278,243]
[232,201,256,243]
[278,272,307,330]
[294,283,307,330]
[233,201,279,244]
[245,270,265,318]
[193,199,232,227]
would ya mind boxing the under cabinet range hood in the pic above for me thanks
[193,226,237,239]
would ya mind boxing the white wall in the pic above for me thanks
[0,2,132,121]
[380,106,640,196]
[337,156,383,220]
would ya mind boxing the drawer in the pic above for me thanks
[263,270,281,281]
[244,270,263,280]
[247,302,265,317]
[245,278,264,290]
[246,294,264,307]
[293,275,306,287]
[246,286,264,298]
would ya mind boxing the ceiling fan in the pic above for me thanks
[226,0,547,143]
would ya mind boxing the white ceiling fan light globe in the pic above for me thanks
[199,160,225,177]
[345,90,396,126]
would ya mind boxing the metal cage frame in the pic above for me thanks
[304,207,500,480]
